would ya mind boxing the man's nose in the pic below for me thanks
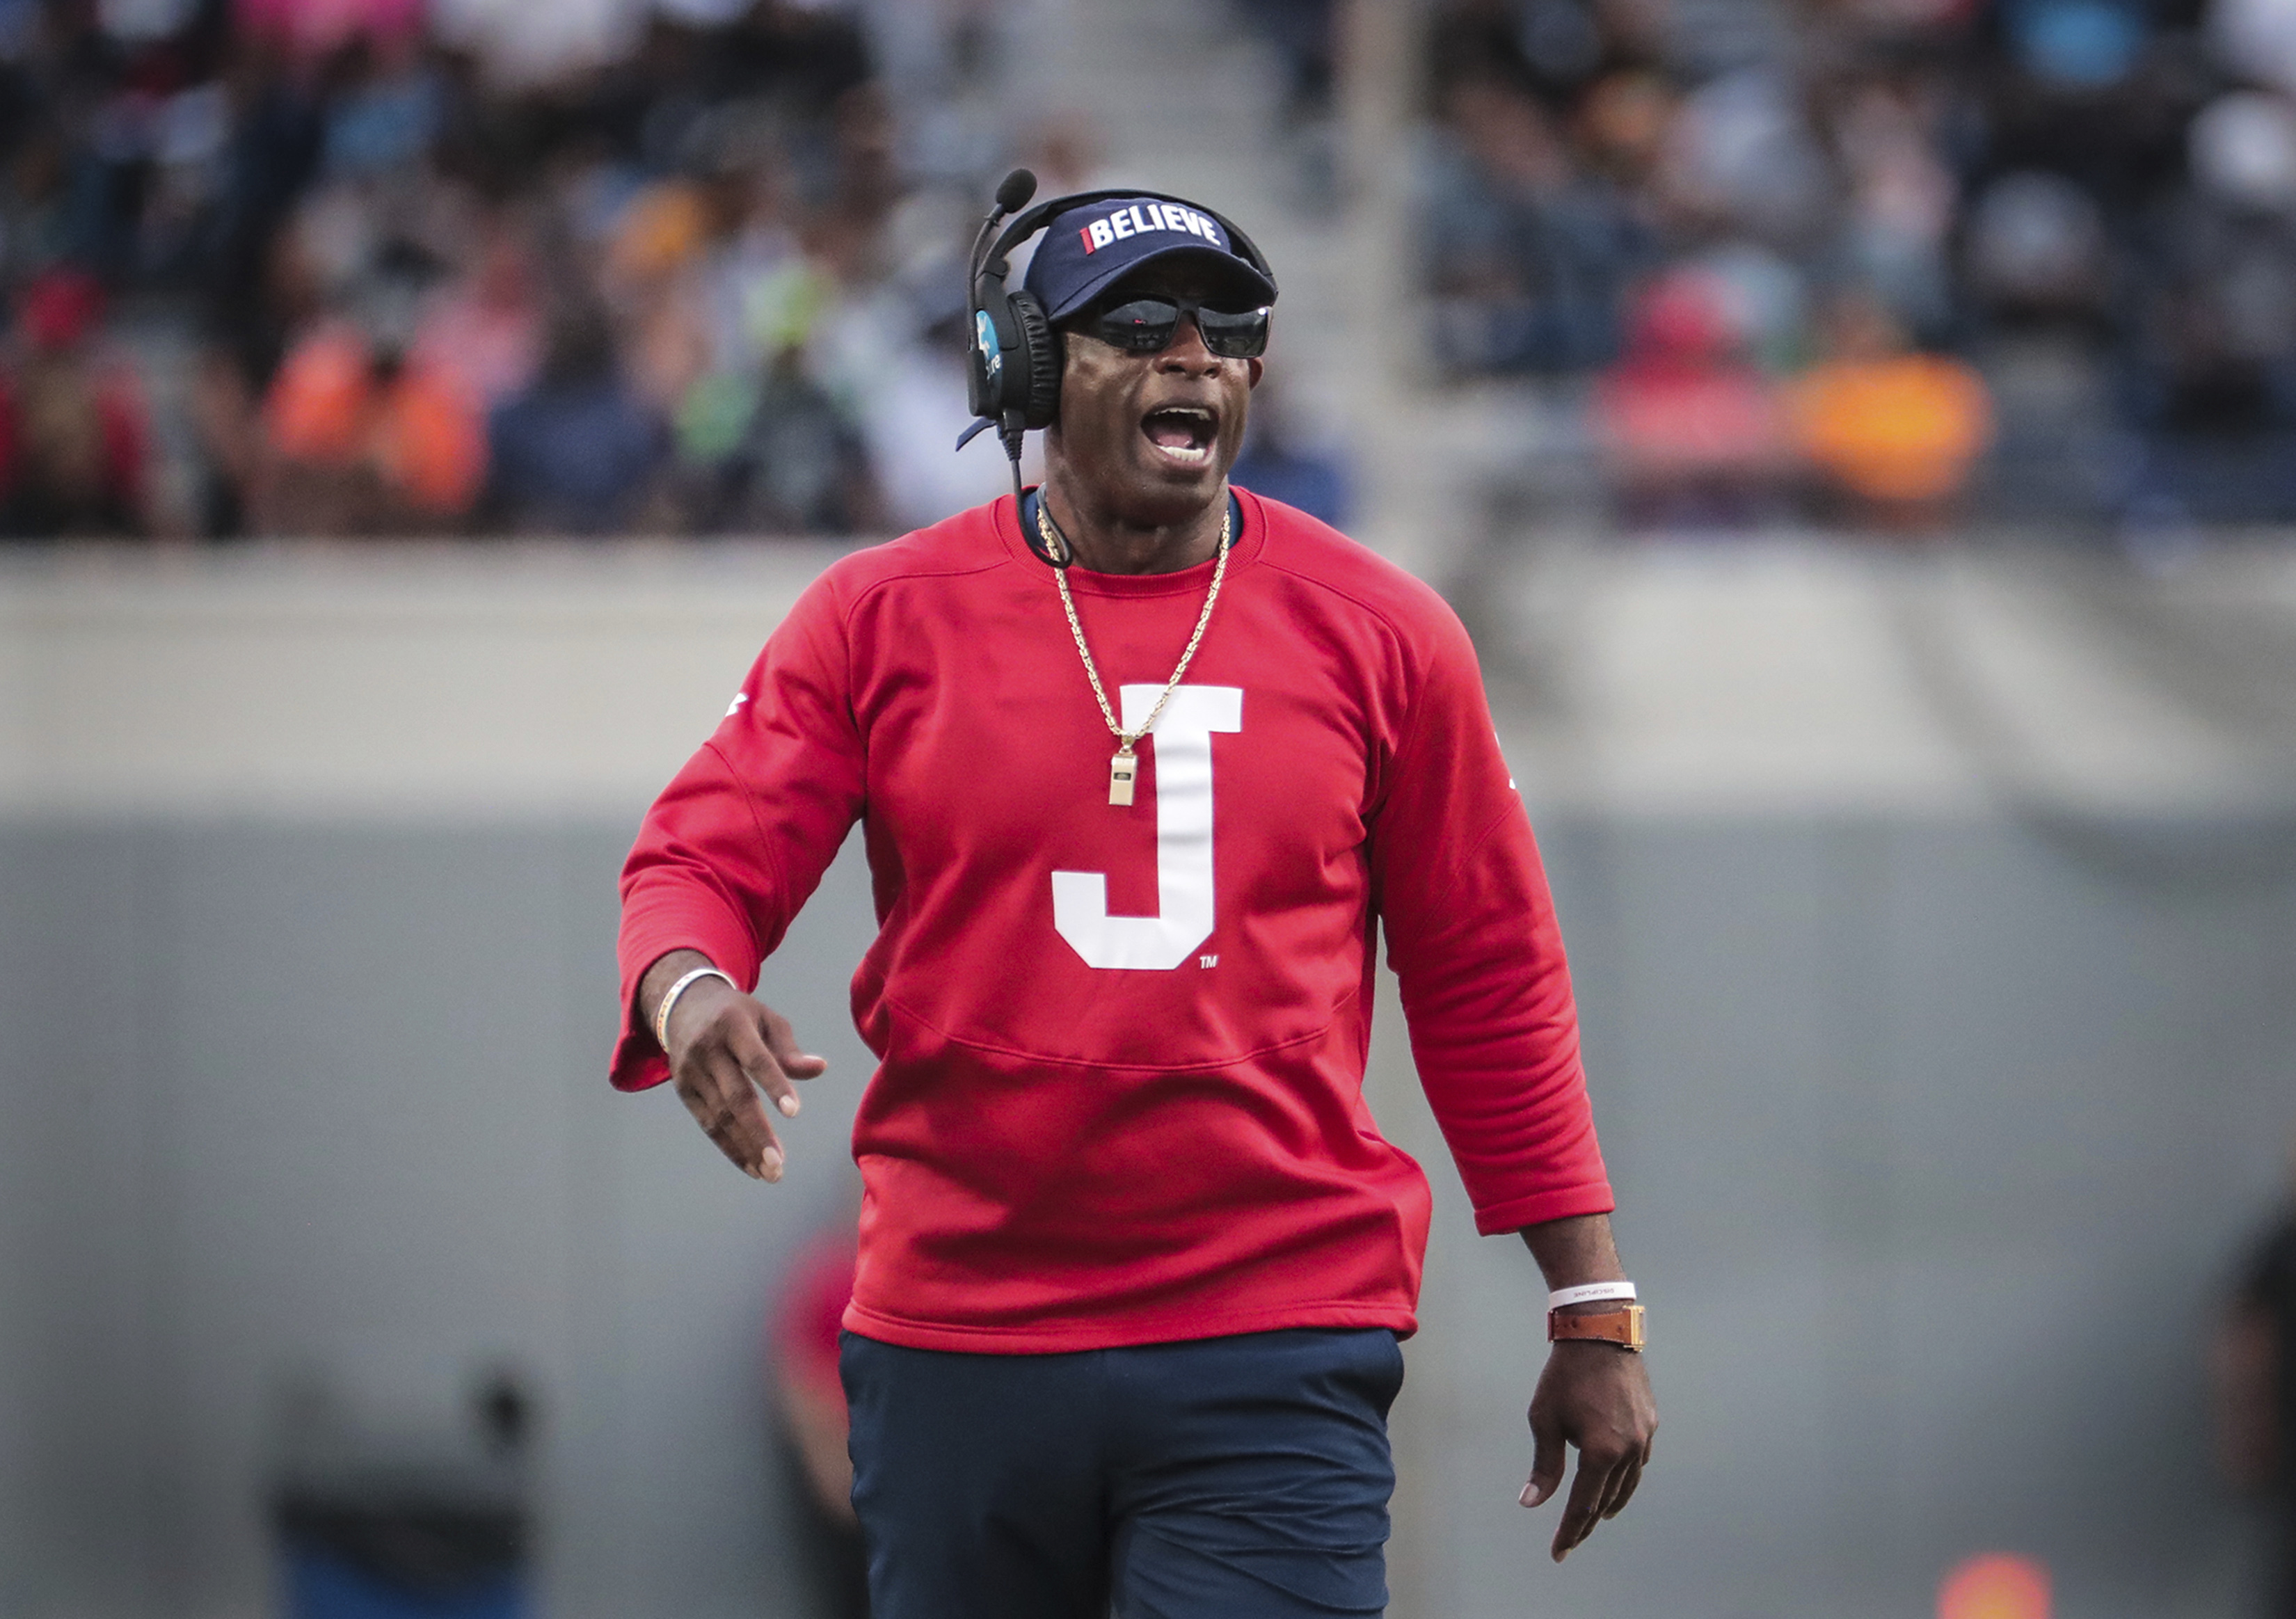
[1154,314,1220,373]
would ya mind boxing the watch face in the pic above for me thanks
[1549,1304,1645,1350]
[974,310,1003,386]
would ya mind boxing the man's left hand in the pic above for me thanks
[1520,1337,1657,1561]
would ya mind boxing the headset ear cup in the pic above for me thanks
[1010,291,1062,430]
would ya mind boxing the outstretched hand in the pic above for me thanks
[1520,1338,1657,1561]
[642,950,827,1181]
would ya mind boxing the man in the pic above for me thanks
[2219,1129,2296,1617]
[610,186,1657,1618]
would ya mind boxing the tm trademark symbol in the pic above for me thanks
[1199,954,1218,968]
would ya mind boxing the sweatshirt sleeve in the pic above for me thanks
[611,574,867,1091]
[1369,600,1613,1235]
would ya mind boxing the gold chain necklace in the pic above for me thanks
[1039,495,1231,806]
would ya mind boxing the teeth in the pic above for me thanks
[1145,405,1215,465]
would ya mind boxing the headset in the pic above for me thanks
[958,168,1277,566]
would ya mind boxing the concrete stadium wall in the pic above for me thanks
[0,818,877,1619]
[4,541,2294,1619]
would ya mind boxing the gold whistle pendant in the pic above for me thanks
[1109,751,1138,806]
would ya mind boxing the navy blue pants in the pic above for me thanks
[840,1327,1405,1619]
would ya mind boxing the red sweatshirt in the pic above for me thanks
[614,490,1611,1353]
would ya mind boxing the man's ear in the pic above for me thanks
[1246,356,1264,388]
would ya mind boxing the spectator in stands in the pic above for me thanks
[1824,71,1959,344]
[1790,288,1993,531]
[1230,376,1351,528]
[689,339,882,537]
[237,0,423,66]
[1012,109,1117,200]
[1423,65,1650,374]
[0,267,150,539]
[255,275,485,535]
[193,216,329,536]
[483,299,667,535]
[408,211,541,415]
[687,136,802,386]
[1655,67,1832,247]
[1575,67,1673,192]
[1978,0,2195,212]
[198,43,327,390]
[1231,0,1337,122]
[1593,269,1792,528]
[1963,170,2114,333]
[0,129,78,294]
[313,33,443,182]
[824,287,1023,535]
[2215,1127,2296,1618]
[669,216,884,536]
[772,1217,868,1619]
[600,175,717,420]
[2118,85,2296,519]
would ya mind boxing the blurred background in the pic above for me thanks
[6,0,2296,1616]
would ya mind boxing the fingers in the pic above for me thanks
[1601,1396,1657,1522]
[673,1042,785,1181]
[757,1007,830,1092]
[1522,1364,1657,1559]
[1520,1403,1565,1510]
[1600,1446,1646,1520]
[1521,1340,1659,1561]
[667,994,829,1183]
[726,1016,807,1122]
[1549,1442,1616,1562]
[1553,1414,1655,1555]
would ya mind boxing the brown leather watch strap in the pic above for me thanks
[1547,1303,1645,1351]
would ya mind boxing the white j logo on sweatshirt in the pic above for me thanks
[1052,685,1243,971]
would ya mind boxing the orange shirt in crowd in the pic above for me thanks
[1790,353,1993,506]
[264,324,485,516]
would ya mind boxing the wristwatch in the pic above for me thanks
[1547,1304,1645,1351]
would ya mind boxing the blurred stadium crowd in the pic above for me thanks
[11,0,2296,539]
[0,0,1127,539]
[1423,0,2296,529]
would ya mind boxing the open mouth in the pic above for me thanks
[1141,405,1218,467]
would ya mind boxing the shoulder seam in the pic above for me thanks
[1259,553,1428,649]
[829,547,1014,632]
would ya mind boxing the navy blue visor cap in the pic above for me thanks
[1022,196,1277,322]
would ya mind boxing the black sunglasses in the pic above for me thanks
[1078,294,1272,358]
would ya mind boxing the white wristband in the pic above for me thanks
[653,965,735,1052]
[1547,1282,1637,1310]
